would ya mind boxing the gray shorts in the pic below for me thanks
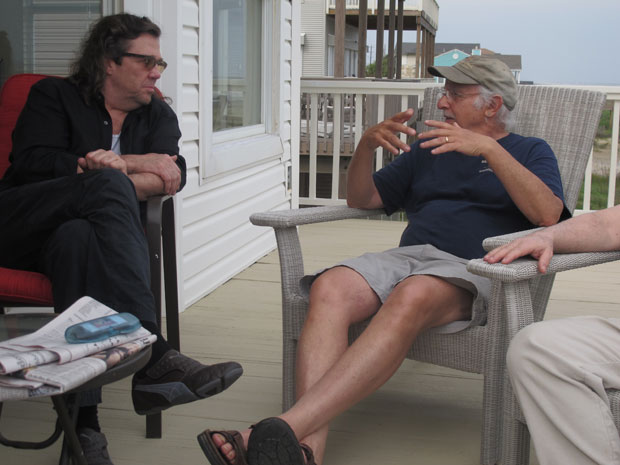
[300,244,491,333]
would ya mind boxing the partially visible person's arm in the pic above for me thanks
[127,172,167,201]
[484,205,620,272]
[347,109,416,209]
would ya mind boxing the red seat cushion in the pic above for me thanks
[0,73,48,178]
[0,267,53,306]
[0,74,53,307]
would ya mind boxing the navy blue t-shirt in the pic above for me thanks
[372,133,569,259]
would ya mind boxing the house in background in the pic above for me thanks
[302,0,360,77]
[403,42,523,82]
[0,0,301,310]
[301,0,439,78]
[431,42,481,67]
[433,42,480,56]
[432,47,472,66]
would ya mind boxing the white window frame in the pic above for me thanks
[200,0,282,179]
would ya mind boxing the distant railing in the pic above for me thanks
[327,0,424,7]
[326,0,437,13]
[299,77,620,213]
[325,0,440,28]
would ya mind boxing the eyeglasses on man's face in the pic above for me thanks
[439,87,480,102]
[121,52,167,73]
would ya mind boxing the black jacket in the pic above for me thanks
[1,77,186,189]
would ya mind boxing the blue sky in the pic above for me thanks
[374,0,620,85]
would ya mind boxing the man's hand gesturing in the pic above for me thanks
[358,109,417,155]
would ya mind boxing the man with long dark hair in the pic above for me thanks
[0,14,242,464]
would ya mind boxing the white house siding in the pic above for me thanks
[151,0,298,309]
[301,0,327,77]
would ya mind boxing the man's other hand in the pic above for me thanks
[122,153,181,196]
[418,121,493,157]
[79,149,128,174]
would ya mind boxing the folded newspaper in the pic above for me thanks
[0,296,155,401]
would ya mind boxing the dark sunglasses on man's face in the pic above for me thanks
[121,52,167,73]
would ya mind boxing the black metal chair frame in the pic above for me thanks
[144,194,180,438]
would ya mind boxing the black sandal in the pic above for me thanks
[247,417,316,465]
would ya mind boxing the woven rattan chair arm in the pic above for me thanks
[468,250,620,282]
[250,205,385,229]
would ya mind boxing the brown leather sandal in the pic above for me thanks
[197,429,248,465]
[300,443,317,465]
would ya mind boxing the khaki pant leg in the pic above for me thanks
[507,316,620,465]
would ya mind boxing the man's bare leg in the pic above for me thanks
[290,266,384,463]
[284,270,473,463]
[210,266,378,463]
[211,268,473,464]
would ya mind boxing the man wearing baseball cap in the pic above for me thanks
[429,54,519,110]
[198,56,570,465]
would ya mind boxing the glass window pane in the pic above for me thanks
[0,0,102,88]
[212,0,262,132]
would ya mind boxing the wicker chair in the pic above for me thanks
[250,85,606,465]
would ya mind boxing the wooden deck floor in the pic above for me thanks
[3,219,620,465]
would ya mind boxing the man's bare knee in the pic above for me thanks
[308,266,380,324]
[311,267,367,301]
[385,275,473,330]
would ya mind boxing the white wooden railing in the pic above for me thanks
[299,78,436,205]
[299,78,620,213]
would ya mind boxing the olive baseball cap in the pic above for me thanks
[428,55,518,110]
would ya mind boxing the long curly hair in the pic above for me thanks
[69,13,161,104]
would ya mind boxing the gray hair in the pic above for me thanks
[474,86,516,131]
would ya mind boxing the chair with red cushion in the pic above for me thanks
[0,74,53,307]
[0,73,179,438]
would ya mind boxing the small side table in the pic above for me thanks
[0,313,151,465]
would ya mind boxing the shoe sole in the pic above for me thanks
[247,418,305,465]
[134,366,243,415]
